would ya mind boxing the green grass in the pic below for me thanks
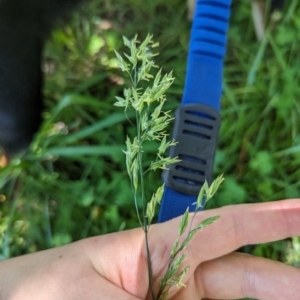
[0,0,299,285]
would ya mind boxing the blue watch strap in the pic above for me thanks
[183,0,231,109]
[158,0,232,222]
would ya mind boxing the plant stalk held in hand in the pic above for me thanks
[114,35,224,300]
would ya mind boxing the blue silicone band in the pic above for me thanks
[159,0,232,223]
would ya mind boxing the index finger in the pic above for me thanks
[152,199,300,267]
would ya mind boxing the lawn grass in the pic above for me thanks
[0,0,299,280]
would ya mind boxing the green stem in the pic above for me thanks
[136,111,156,299]
[145,225,156,300]
[136,112,145,221]
[133,185,143,228]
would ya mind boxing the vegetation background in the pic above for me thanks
[0,0,300,298]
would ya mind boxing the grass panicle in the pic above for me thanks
[115,35,224,300]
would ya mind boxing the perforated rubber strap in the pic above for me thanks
[158,0,232,222]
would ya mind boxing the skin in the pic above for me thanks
[0,199,300,300]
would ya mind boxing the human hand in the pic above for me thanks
[1,199,299,300]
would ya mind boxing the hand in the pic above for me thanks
[1,199,300,300]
